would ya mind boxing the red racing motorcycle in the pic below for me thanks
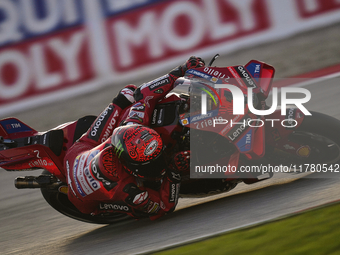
[1,56,340,224]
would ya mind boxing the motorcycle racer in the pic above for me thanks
[63,56,204,220]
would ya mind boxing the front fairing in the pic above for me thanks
[176,67,266,176]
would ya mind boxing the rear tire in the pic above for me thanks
[40,171,135,224]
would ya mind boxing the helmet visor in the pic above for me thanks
[124,152,167,180]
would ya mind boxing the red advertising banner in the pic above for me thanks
[296,0,340,17]
[0,0,339,116]
[106,0,270,72]
[0,28,94,105]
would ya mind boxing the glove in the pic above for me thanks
[182,56,205,75]
[112,84,137,109]
[120,84,137,104]
[173,151,190,172]
[170,56,205,77]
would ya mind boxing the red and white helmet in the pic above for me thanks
[111,125,166,180]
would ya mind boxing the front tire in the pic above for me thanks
[292,111,340,164]
[267,111,340,171]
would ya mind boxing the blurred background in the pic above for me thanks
[0,0,339,131]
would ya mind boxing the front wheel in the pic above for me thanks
[268,111,340,171]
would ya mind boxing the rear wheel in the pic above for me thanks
[40,171,134,224]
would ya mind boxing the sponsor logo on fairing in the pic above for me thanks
[236,129,253,152]
[1,119,32,134]
[191,111,215,122]
[203,67,230,81]
[28,158,51,168]
[254,64,261,80]
[181,118,189,126]
[99,202,131,212]
[227,117,252,141]
[194,116,224,130]
[235,66,257,88]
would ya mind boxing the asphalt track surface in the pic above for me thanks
[1,24,340,254]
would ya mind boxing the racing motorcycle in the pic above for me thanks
[1,55,340,224]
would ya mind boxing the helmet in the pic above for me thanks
[111,125,166,180]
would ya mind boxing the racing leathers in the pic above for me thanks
[63,56,204,220]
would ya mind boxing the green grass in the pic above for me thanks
[153,202,340,255]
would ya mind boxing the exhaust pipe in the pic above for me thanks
[15,175,59,189]
[15,176,41,188]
